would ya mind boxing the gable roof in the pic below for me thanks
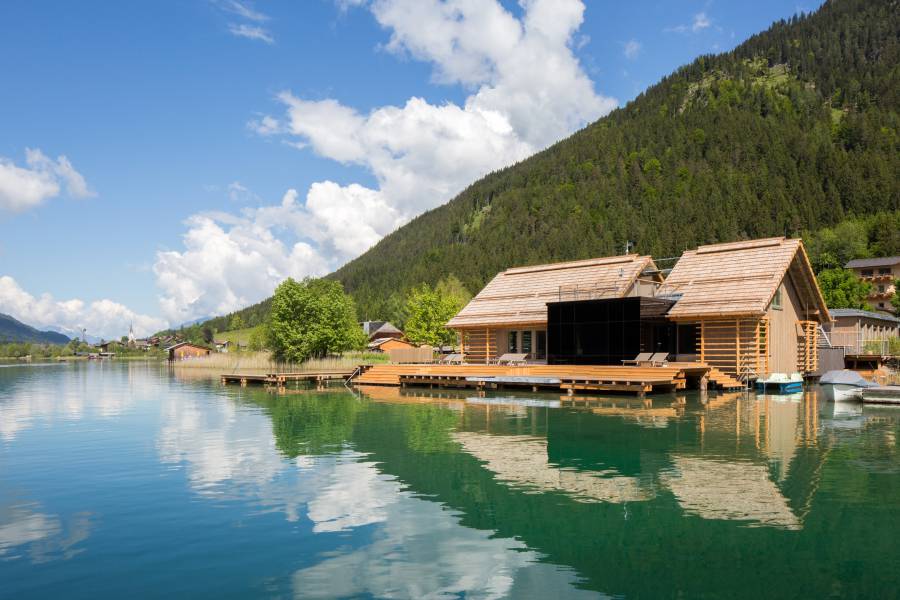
[664,237,830,322]
[447,255,658,328]
[845,256,900,269]
[829,308,900,324]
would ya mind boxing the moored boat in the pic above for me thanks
[756,372,803,394]
[818,369,877,402]
[860,386,900,405]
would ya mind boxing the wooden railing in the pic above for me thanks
[797,320,818,374]
[698,317,769,382]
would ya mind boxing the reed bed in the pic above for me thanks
[172,351,389,373]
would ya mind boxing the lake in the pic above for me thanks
[1,362,899,599]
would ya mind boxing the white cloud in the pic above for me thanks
[692,12,711,32]
[623,39,641,60]
[0,275,165,340]
[220,0,269,22]
[163,0,614,323]
[0,148,93,212]
[666,12,713,34]
[228,23,274,44]
[153,185,406,323]
[248,0,615,246]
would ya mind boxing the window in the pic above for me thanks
[879,285,886,293]
[772,287,783,310]
[522,331,532,355]
[878,303,885,308]
[862,269,873,276]
[535,331,547,360]
[879,268,891,275]
[507,331,517,353]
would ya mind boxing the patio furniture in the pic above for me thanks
[622,352,653,366]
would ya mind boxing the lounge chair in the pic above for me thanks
[496,353,529,365]
[622,352,653,366]
[441,353,464,365]
[648,352,669,366]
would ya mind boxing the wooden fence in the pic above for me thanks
[387,345,435,364]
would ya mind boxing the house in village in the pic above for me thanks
[361,321,413,353]
[446,255,662,363]
[166,342,211,361]
[821,309,900,355]
[446,237,830,380]
[368,337,416,352]
[845,256,900,314]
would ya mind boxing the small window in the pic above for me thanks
[772,287,783,310]
[508,331,518,353]
[878,303,885,308]
[522,331,532,355]
[879,285,885,293]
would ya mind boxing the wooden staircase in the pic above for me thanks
[704,366,744,390]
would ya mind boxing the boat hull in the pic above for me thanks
[820,383,863,403]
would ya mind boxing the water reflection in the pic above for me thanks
[0,500,92,563]
[2,363,900,598]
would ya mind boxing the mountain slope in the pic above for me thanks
[329,0,899,321]
[0,313,70,344]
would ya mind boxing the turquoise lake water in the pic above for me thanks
[1,361,899,599]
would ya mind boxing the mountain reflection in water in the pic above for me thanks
[0,362,898,599]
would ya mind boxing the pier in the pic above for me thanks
[221,370,355,387]
[352,363,743,395]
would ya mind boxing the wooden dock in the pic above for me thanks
[352,363,743,395]
[221,370,354,387]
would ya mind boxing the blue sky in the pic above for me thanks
[0,0,821,339]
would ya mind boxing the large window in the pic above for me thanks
[508,331,518,353]
[879,268,891,275]
[522,331,532,355]
[535,331,547,360]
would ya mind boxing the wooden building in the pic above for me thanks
[845,256,900,314]
[167,342,211,361]
[361,321,404,341]
[447,255,662,363]
[663,237,830,379]
[368,337,416,352]
[821,308,900,355]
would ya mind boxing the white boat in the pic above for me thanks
[861,386,900,405]
[818,370,877,402]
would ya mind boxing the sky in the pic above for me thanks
[0,0,821,340]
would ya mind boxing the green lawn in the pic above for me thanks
[217,326,263,347]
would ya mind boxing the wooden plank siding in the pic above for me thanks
[697,318,769,380]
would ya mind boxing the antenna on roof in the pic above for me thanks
[624,240,635,255]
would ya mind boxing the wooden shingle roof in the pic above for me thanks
[447,255,658,328]
[664,237,830,321]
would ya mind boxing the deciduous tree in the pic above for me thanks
[267,278,366,362]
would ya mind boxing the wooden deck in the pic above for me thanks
[352,363,743,394]
[221,371,354,387]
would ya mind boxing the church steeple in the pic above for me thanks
[128,322,136,343]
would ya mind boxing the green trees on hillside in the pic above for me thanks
[266,278,366,363]
[817,268,873,310]
[329,0,899,322]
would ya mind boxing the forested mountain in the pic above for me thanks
[0,313,70,344]
[196,0,899,331]
[331,0,898,320]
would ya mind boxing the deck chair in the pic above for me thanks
[648,352,669,366]
[622,352,653,366]
[441,353,464,365]
[496,353,529,365]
